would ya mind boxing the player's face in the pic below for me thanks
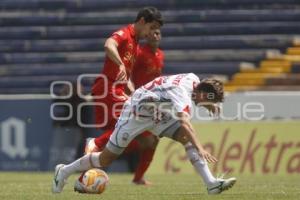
[140,20,161,39]
[147,29,161,46]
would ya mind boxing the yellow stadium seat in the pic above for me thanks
[229,79,265,86]
[224,85,259,92]
[260,60,292,72]
[287,47,300,55]
[260,60,291,68]
[233,72,283,80]
[268,54,300,62]
[240,67,285,73]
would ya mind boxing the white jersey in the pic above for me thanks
[131,73,200,116]
[107,73,200,153]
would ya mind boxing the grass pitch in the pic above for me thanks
[0,172,299,200]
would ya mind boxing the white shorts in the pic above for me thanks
[106,101,181,154]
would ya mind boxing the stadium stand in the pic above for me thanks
[0,0,300,94]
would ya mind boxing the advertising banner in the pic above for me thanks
[0,99,53,171]
[148,122,300,175]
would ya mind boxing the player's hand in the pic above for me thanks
[126,78,135,95]
[116,64,127,81]
[199,149,218,163]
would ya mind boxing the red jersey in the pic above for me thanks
[92,24,138,129]
[132,44,164,88]
[102,24,138,83]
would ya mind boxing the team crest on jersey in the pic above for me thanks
[124,51,132,61]
[121,132,129,141]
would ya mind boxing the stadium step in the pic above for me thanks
[0,35,293,52]
[0,61,240,77]
[0,0,299,11]
[287,47,300,55]
[266,75,300,85]
[1,23,300,40]
[1,10,300,26]
[162,35,296,50]
[240,67,285,73]
[0,48,272,63]
[0,52,104,64]
[0,75,77,88]
[0,63,102,76]
[0,0,299,94]
[164,49,270,62]
[224,85,261,92]
[227,79,266,86]
[160,61,241,76]
[260,60,292,72]
[233,72,284,79]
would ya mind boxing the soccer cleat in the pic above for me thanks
[74,179,86,193]
[84,138,99,154]
[207,177,236,195]
[52,164,67,193]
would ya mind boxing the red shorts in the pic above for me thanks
[92,78,127,130]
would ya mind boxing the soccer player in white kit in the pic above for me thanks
[52,73,236,194]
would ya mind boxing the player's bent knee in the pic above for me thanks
[146,136,159,149]
[136,135,159,150]
[173,126,190,145]
[99,148,119,167]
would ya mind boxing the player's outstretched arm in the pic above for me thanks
[104,38,127,81]
[176,112,217,163]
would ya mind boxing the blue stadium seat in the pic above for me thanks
[163,61,241,76]
[1,22,300,40]
[0,35,295,56]
[1,0,298,10]
[161,35,295,50]
[0,87,50,94]
[0,52,103,64]
[0,63,102,76]
[0,75,77,88]
[0,46,272,65]
[0,0,299,94]
[1,10,300,26]
[164,49,269,63]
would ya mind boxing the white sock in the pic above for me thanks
[185,142,217,186]
[61,152,101,179]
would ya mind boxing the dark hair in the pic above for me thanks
[135,7,164,26]
[196,79,224,102]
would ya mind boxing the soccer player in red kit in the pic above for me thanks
[80,7,164,187]
[129,28,164,184]
[92,7,163,131]
[132,28,164,88]
[85,28,164,186]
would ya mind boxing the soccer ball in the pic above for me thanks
[78,168,109,194]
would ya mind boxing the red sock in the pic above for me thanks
[133,148,156,182]
[94,129,113,150]
[78,172,85,182]
[124,139,140,154]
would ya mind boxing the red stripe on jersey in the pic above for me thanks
[183,105,191,114]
